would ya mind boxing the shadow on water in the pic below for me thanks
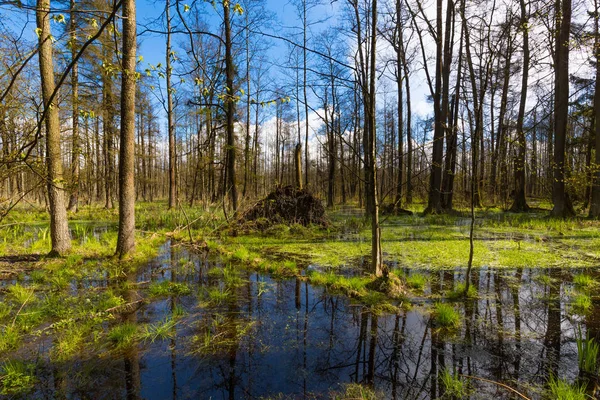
[4,241,600,399]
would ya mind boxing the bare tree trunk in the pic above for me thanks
[37,0,71,256]
[425,0,445,214]
[116,0,137,258]
[394,0,404,208]
[510,0,530,212]
[303,0,310,189]
[67,0,80,212]
[590,0,600,217]
[166,0,177,209]
[223,2,238,215]
[442,16,462,211]
[551,0,575,217]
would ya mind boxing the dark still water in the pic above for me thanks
[15,242,599,399]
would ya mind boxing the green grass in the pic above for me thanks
[446,282,478,300]
[440,368,469,398]
[432,303,461,329]
[148,281,192,297]
[572,293,592,315]
[108,323,138,350]
[140,317,177,343]
[573,274,596,289]
[331,383,380,400]
[548,376,587,400]
[0,361,36,396]
[406,273,428,291]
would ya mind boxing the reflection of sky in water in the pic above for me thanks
[10,243,594,399]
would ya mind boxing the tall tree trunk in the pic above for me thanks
[425,0,445,214]
[67,0,80,212]
[369,0,383,276]
[551,0,575,217]
[37,0,71,256]
[442,14,462,211]
[243,10,253,197]
[223,2,238,215]
[402,41,413,205]
[589,0,600,217]
[510,0,530,212]
[440,0,455,211]
[303,0,310,189]
[166,0,177,209]
[394,0,404,208]
[116,0,137,258]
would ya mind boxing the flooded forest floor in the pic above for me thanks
[1,201,600,399]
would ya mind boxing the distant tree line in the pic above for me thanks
[0,0,598,270]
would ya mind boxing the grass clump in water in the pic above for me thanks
[406,273,428,291]
[108,323,138,350]
[204,287,231,306]
[440,368,470,399]
[446,282,478,300]
[148,281,191,298]
[571,293,592,315]
[331,383,380,399]
[432,303,461,329]
[0,361,35,396]
[573,274,596,290]
[140,317,177,343]
[547,376,587,400]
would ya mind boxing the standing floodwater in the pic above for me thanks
[4,241,593,399]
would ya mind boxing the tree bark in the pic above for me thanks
[67,0,80,212]
[37,0,71,256]
[166,0,177,209]
[223,2,238,215]
[116,0,137,258]
[551,0,575,217]
[510,0,530,212]
[589,0,600,217]
[424,0,445,214]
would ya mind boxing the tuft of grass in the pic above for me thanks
[406,273,428,291]
[7,284,35,305]
[51,324,86,362]
[534,273,554,286]
[0,303,11,322]
[547,376,587,400]
[223,265,244,287]
[331,383,379,400]
[0,361,35,396]
[572,293,592,315]
[446,282,478,300]
[148,281,191,298]
[440,368,469,399]
[231,246,252,262]
[108,323,138,350]
[432,303,461,329]
[0,326,21,353]
[140,318,177,343]
[573,274,596,290]
[205,287,231,305]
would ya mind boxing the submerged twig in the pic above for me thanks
[460,374,531,400]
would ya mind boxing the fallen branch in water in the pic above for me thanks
[460,374,531,400]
